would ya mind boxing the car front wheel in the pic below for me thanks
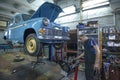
[24,34,41,56]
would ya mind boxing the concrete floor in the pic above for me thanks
[77,71,86,80]
[0,52,86,80]
[62,71,86,80]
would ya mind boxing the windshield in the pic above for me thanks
[22,14,31,21]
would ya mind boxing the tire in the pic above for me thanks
[53,43,63,50]
[24,34,41,56]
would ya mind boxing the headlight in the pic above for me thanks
[42,18,50,26]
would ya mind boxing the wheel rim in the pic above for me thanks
[26,37,36,54]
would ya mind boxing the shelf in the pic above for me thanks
[78,27,98,30]
[77,26,99,56]
[78,33,98,35]
[66,50,77,53]
[102,27,120,60]
[103,51,120,55]
[103,33,120,34]
[85,33,98,35]
[103,45,120,47]
[104,39,120,41]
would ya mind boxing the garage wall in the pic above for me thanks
[55,13,80,29]
[115,14,120,27]
[55,0,80,29]
[82,6,114,27]
[55,0,119,29]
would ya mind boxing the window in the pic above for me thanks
[0,21,7,29]
[15,15,21,23]
[22,14,31,21]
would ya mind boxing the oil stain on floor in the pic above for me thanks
[0,52,63,80]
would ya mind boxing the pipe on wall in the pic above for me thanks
[80,0,82,23]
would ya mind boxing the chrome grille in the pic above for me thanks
[44,28,53,35]
[43,28,64,37]
[54,30,62,36]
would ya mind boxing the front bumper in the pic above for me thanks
[38,35,70,43]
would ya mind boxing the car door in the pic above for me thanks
[9,15,24,43]
[5,17,15,41]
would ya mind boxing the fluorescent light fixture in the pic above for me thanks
[83,2,110,10]
[83,0,109,7]
[82,0,109,10]
[59,5,76,17]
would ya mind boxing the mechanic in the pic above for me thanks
[75,34,100,80]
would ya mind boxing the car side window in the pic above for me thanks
[15,15,21,23]
[8,18,14,27]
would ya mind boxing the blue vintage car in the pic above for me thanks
[4,2,69,56]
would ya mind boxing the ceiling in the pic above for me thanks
[0,0,120,21]
[0,0,55,20]
[0,0,87,20]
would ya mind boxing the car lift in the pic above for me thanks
[55,48,63,62]
[74,65,79,80]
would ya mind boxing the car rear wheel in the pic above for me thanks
[53,43,63,50]
[24,34,41,56]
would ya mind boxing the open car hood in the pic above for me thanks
[31,2,62,22]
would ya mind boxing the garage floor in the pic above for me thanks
[0,52,86,80]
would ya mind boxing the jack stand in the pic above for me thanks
[74,65,78,80]
[31,55,45,69]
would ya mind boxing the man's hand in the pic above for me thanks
[74,57,79,61]
[74,53,84,61]
[94,63,99,71]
